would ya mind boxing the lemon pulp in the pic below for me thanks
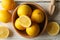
[47,22,59,36]
[0,26,9,38]
[19,15,31,28]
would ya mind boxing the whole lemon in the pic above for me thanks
[31,9,44,23]
[26,24,40,37]
[17,5,32,16]
[2,0,16,10]
[0,10,11,23]
[15,18,25,30]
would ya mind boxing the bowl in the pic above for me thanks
[12,2,48,38]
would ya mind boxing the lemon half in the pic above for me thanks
[18,15,31,28]
[47,22,59,36]
[15,18,25,30]
[0,26,9,38]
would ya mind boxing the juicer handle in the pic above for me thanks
[48,0,55,16]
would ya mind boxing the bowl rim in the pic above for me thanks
[12,2,48,38]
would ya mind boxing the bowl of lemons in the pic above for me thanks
[12,2,48,38]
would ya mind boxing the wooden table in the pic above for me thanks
[0,0,60,40]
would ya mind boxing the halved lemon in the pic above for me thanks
[46,22,59,36]
[15,18,25,30]
[19,15,31,28]
[0,26,9,38]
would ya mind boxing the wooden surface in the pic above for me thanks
[0,0,60,40]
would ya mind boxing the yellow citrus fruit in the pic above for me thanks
[2,0,16,10]
[46,22,59,36]
[0,10,11,23]
[31,9,44,23]
[18,15,31,28]
[15,18,25,30]
[0,26,9,38]
[26,24,40,37]
[17,5,32,16]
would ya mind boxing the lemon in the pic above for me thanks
[26,24,40,37]
[46,22,59,36]
[0,26,9,38]
[0,10,11,23]
[18,15,31,28]
[2,0,16,10]
[31,9,44,23]
[17,5,32,16]
[15,18,25,30]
